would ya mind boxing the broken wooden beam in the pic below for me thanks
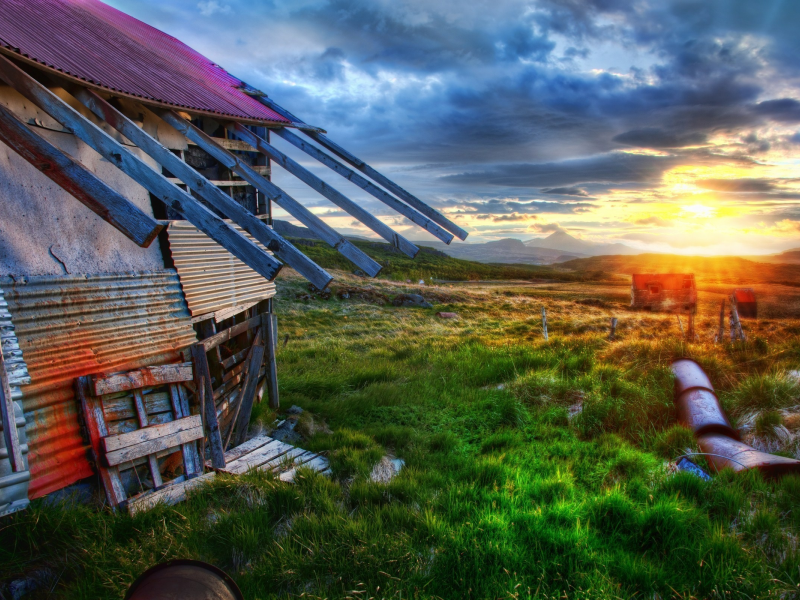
[0,102,162,249]
[72,89,332,290]
[0,55,282,282]
[272,127,454,244]
[255,95,468,240]
[190,344,225,469]
[230,124,419,258]
[157,110,382,277]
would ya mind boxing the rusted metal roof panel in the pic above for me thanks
[1,271,198,498]
[0,0,290,124]
[167,221,276,322]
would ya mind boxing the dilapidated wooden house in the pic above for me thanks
[0,0,464,514]
[630,273,696,313]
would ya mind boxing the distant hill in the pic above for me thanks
[525,230,638,256]
[559,254,800,285]
[747,248,800,264]
[415,238,584,265]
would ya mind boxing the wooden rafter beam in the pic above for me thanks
[0,102,163,248]
[229,123,419,258]
[157,110,382,278]
[255,95,469,241]
[0,54,283,282]
[72,88,332,290]
[271,127,454,245]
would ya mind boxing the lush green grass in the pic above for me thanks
[287,237,615,284]
[3,274,800,599]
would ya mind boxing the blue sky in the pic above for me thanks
[108,0,800,255]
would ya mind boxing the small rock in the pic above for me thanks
[436,312,458,319]
[286,405,304,415]
[392,293,432,308]
[370,455,405,483]
[418,279,425,286]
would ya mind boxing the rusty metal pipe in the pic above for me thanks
[125,560,243,600]
[671,359,737,439]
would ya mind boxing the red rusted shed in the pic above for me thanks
[0,0,290,124]
[2,272,197,499]
[733,288,757,319]
[630,273,696,313]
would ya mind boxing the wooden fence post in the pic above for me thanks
[730,299,746,341]
[541,307,548,341]
[687,313,695,341]
[609,317,618,341]
[677,314,684,337]
[264,312,280,410]
[717,299,725,342]
[190,344,225,468]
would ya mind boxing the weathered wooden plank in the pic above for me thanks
[221,348,249,371]
[167,178,250,187]
[260,447,308,472]
[176,384,202,476]
[0,102,162,248]
[254,97,467,240]
[224,440,292,475]
[201,314,262,351]
[106,411,173,436]
[127,472,215,515]
[279,455,330,482]
[102,415,202,453]
[104,426,204,467]
[133,389,163,489]
[273,127,454,244]
[190,344,225,468]
[231,328,266,447]
[73,90,331,289]
[0,347,23,472]
[92,363,194,396]
[189,137,259,152]
[264,313,279,410]
[0,56,282,281]
[230,124,419,258]
[103,391,172,423]
[222,358,248,383]
[75,377,126,507]
[158,110,381,278]
[218,433,273,465]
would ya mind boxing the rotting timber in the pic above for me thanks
[0,0,462,508]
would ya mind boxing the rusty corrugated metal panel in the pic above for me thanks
[1,271,198,498]
[168,221,276,321]
[0,0,290,124]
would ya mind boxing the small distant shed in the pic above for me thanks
[631,274,696,313]
[733,288,757,319]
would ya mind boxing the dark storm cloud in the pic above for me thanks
[541,187,589,196]
[752,99,800,123]
[458,198,592,215]
[613,128,708,149]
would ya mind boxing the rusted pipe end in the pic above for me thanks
[671,358,714,396]
[698,434,800,479]
[671,359,737,439]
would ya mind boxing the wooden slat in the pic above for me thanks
[221,348,249,371]
[255,95,468,240]
[176,385,202,476]
[104,425,204,466]
[273,128,453,244]
[224,440,292,475]
[189,137,258,152]
[0,102,162,248]
[169,384,198,476]
[0,347,23,472]
[102,415,202,453]
[201,314,263,351]
[259,447,308,472]
[127,472,215,516]
[72,90,330,290]
[92,363,194,396]
[132,389,163,489]
[75,377,126,507]
[279,455,330,483]
[103,391,172,422]
[190,344,225,468]
[231,328,266,447]
[166,178,249,187]
[219,434,273,464]
[264,313,279,410]
[107,411,173,436]
[0,56,283,282]
[231,124,419,258]
[222,359,247,383]
[158,110,381,278]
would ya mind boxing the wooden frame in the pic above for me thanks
[77,363,213,513]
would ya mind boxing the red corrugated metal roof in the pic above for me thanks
[0,0,290,123]
[734,288,756,303]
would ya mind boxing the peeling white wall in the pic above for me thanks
[0,85,173,276]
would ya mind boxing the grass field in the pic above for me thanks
[3,267,800,599]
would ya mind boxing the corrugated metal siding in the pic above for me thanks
[168,221,276,321]
[1,271,198,498]
[0,0,290,124]
[0,287,31,399]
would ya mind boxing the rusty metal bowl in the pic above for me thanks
[125,560,243,600]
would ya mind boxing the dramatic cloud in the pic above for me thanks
[107,0,800,253]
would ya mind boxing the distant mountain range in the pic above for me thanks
[524,230,639,256]
[747,248,800,264]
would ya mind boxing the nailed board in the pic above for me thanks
[208,433,329,481]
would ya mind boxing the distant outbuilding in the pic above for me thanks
[631,273,697,313]
[733,288,757,319]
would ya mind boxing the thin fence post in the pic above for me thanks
[730,297,746,341]
[687,313,695,341]
[541,306,548,341]
[717,299,725,342]
[609,317,618,340]
[677,314,684,337]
